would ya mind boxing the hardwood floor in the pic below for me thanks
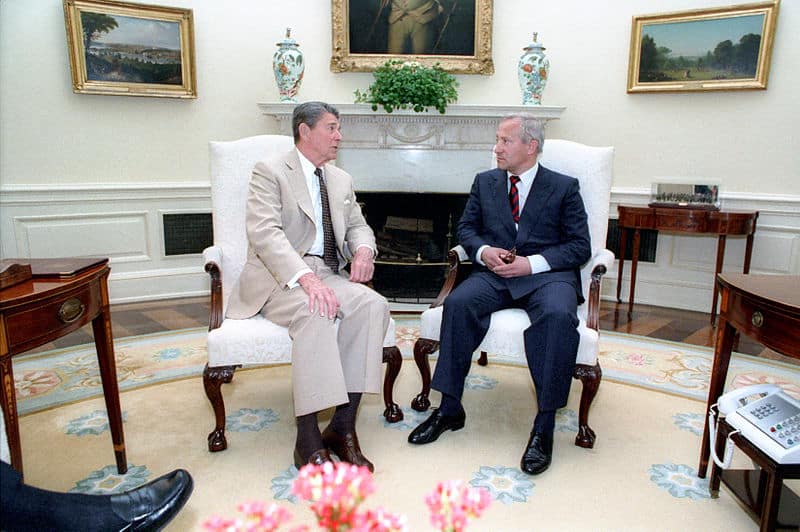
[26,296,797,365]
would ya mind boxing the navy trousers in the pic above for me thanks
[0,460,120,531]
[430,272,579,412]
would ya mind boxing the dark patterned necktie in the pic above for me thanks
[315,168,338,273]
[509,175,521,223]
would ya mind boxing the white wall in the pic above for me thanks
[1,0,798,308]
[1,0,798,192]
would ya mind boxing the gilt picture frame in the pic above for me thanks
[63,0,197,98]
[627,1,779,93]
[330,0,494,75]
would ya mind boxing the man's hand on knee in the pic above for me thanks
[349,247,375,284]
[299,273,340,319]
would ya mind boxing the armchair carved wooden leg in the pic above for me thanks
[382,346,403,422]
[411,338,439,411]
[203,363,236,452]
[477,351,488,366]
[573,361,602,449]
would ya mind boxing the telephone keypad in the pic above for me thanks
[740,395,800,451]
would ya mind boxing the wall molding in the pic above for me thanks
[2,183,798,310]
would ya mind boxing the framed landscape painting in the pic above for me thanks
[63,0,197,98]
[627,1,779,93]
[330,0,494,74]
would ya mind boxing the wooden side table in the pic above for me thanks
[698,273,800,530]
[0,258,127,478]
[709,417,800,531]
[616,206,758,322]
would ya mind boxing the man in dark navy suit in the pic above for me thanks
[408,113,591,475]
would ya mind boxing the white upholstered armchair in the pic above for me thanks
[411,139,614,449]
[203,135,403,452]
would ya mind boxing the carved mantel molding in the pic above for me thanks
[258,103,565,151]
[257,103,566,193]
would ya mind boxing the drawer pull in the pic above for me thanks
[57,298,85,324]
[751,310,764,328]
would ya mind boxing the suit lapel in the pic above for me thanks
[284,151,315,223]
[517,165,554,244]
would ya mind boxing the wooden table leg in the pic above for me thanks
[743,232,755,274]
[0,353,23,477]
[627,228,641,314]
[711,235,727,324]
[92,285,127,474]
[699,313,735,478]
[761,471,783,532]
[617,226,627,303]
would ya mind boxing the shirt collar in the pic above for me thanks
[296,148,317,178]
[509,162,538,186]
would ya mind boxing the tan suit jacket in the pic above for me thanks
[227,148,375,319]
[225,148,388,416]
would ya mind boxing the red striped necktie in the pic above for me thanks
[509,175,521,223]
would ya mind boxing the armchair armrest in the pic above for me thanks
[203,245,224,331]
[585,248,615,332]
[589,248,615,274]
[430,245,472,308]
[203,245,222,270]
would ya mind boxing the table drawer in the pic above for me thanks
[655,210,708,231]
[4,280,102,351]
[725,291,800,356]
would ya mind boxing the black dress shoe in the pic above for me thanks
[110,469,193,531]
[520,431,553,475]
[294,447,333,469]
[322,427,374,472]
[408,407,466,445]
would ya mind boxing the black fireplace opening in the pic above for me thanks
[357,192,468,302]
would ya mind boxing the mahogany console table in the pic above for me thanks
[697,273,800,530]
[0,258,126,478]
[616,206,758,322]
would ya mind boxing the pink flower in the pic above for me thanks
[203,502,292,532]
[351,507,408,531]
[292,462,376,530]
[425,480,491,532]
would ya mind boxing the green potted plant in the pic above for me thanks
[354,60,459,114]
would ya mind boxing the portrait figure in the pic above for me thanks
[331,0,493,74]
[349,0,475,56]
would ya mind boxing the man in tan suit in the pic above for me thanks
[226,102,390,471]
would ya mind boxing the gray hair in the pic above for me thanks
[502,113,545,154]
[292,101,340,142]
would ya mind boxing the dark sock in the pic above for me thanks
[328,392,362,434]
[533,410,556,435]
[438,394,463,416]
[295,412,323,458]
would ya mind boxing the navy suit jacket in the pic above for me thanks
[457,164,591,302]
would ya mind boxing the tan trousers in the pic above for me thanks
[260,255,390,416]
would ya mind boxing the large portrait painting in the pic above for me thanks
[331,0,494,74]
[627,1,779,93]
[63,0,197,98]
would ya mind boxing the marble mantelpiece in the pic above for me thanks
[258,103,565,193]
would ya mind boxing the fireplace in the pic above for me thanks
[358,192,468,302]
[259,103,565,302]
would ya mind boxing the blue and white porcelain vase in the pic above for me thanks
[518,32,549,105]
[273,27,304,102]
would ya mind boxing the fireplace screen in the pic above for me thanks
[357,192,468,302]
